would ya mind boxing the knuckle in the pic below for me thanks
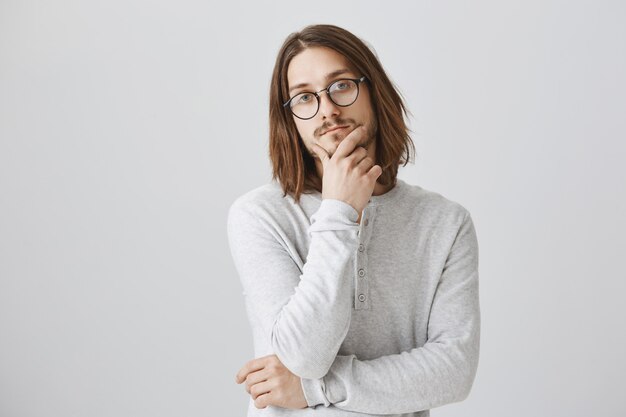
[271,362,281,372]
[254,396,266,409]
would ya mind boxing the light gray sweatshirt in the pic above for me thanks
[227,179,480,417]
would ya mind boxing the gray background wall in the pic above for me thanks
[1,0,625,416]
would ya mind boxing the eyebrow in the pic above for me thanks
[288,69,353,95]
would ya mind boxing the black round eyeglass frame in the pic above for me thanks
[282,76,368,120]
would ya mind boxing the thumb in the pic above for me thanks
[311,143,330,166]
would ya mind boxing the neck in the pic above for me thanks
[372,180,394,196]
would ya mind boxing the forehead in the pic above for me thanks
[287,47,356,89]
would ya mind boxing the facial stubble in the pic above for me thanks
[308,119,378,160]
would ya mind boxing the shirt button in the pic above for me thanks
[358,268,365,277]
[358,244,365,252]
[358,294,366,302]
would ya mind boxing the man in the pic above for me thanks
[227,24,480,416]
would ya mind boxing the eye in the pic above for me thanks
[330,80,356,93]
[292,93,314,106]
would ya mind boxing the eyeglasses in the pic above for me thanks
[283,76,367,120]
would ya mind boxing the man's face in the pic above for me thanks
[286,46,377,161]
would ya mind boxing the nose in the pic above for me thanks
[317,91,340,119]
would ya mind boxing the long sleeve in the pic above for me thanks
[300,212,480,413]
[227,197,360,379]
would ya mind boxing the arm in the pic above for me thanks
[300,212,480,413]
[227,197,360,379]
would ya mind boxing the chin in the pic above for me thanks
[329,129,350,142]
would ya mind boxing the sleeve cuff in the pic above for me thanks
[309,199,359,234]
[300,377,331,408]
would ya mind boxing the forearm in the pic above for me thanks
[229,198,360,379]
[270,203,359,379]
[301,334,479,413]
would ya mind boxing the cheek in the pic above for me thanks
[294,120,317,141]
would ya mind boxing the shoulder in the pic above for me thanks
[227,181,305,230]
[396,180,472,225]
[227,182,318,251]
[399,180,470,216]
[229,181,286,210]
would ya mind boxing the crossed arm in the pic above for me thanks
[228,199,480,413]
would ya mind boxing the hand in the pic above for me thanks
[235,354,308,410]
[311,125,382,214]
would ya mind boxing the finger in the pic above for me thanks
[345,146,368,165]
[332,125,365,160]
[367,164,383,180]
[357,156,375,172]
[254,392,273,409]
[332,125,367,160]
[235,358,266,384]
[250,379,273,401]
[244,369,269,394]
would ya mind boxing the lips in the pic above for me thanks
[322,125,349,135]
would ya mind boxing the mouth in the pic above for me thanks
[322,125,349,135]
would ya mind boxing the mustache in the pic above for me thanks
[314,118,356,137]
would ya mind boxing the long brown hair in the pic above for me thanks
[269,24,415,203]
